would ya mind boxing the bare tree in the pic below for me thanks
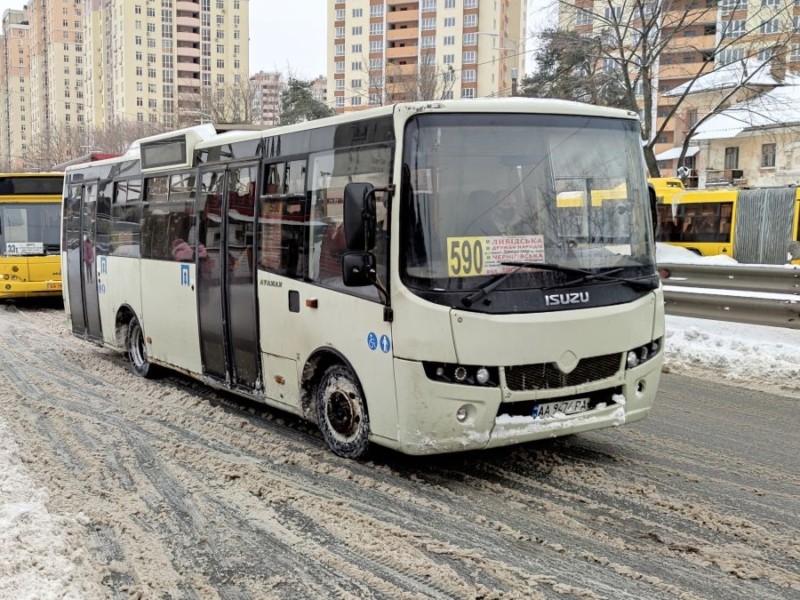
[553,0,798,176]
[175,78,259,128]
[385,52,458,103]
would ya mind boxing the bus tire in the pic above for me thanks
[316,364,370,459]
[127,316,156,378]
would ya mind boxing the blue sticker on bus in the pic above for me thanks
[181,264,190,287]
[99,256,108,275]
[380,335,391,353]
[367,332,378,350]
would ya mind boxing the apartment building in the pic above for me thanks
[85,0,250,130]
[0,9,29,171]
[327,0,526,112]
[250,70,284,126]
[559,0,800,179]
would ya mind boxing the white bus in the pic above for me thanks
[62,99,664,459]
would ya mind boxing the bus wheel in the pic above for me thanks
[127,316,156,378]
[316,364,370,459]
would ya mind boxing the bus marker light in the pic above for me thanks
[274,375,285,385]
[456,406,469,422]
[12,265,19,272]
[305,298,318,309]
[146,337,152,344]
[658,268,670,280]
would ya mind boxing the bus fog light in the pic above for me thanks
[3,274,8,280]
[476,367,490,384]
[626,351,640,368]
[456,406,469,422]
[435,366,445,377]
[454,366,468,382]
[650,340,660,354]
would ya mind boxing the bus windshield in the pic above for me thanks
[401,113,655,295]
[0,203,62,256]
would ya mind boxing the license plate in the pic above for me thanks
[47,282,62,290]
[532,398,589,419]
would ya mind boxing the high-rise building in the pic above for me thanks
[0,8,30,171]
[558,1,800,178]
[250,71,285,126]
[327,0,526,112]
[85,0,250,130]
[0,0,251,168]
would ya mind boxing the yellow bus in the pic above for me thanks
[0,172,64,299]
[654,182,800,264]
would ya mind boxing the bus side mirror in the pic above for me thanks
[342,251,374,287]
[343,182,376,251]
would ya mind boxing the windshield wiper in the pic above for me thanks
[543,267,660,292]
[460,262,658,307]
[460,261,589,307]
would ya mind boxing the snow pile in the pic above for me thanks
[656,242,740,265]
[0,420,101,599]
[664,316,800,396]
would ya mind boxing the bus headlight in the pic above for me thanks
[423,362,499,387]
[626,337,663,369]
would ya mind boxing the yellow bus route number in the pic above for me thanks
[448,237,485,277]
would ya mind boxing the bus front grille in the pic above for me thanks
[504,353,623,391]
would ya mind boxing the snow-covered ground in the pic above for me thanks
[2,244,798,597]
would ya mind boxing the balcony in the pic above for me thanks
[176,1,200,12]
[177,16,201,28]
[176,31,199,43]
[387,9,418,25]
[386,45,417,60]
[387,27,419,42]
[176,46,201,59]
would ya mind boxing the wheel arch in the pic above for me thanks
[114,303,138,350]
[300,347,367,425]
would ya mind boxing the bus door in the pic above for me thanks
[196,163,260,390]
[65,181,102,340]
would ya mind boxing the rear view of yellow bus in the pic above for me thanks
[0,173,64,299]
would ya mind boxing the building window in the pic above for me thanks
[464,14,477,27]
[463,51,477,64]
[335,8,345,20]
[463,69,476,82]
[577,9,592,26]
[352,8,362,17]
[352,26,362,35]
[443,54,455,64]
[370,40,383,52]
[444,17,455,27]
[351,96,362,106]
[335,27,344,38]
[370,23,383,35]
[723,20,746,39]
[462,88,475,99]
[724,147,739,170]
[444,36,455,45]
[761,143,776,168]
[422,18,436,30]
[758,48,772,61]
[463,33,477,45]
[352,79,362,89]
[759,19,779,34]
[370,4,384,17]
[352,44,362,53]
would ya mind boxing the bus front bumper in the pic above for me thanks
[388,356,662,456]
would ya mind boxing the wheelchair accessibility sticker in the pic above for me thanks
[367,332,391,353]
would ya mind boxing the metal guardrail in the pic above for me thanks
[659,263,800,329]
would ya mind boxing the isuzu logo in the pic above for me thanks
[545,291,590,306]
